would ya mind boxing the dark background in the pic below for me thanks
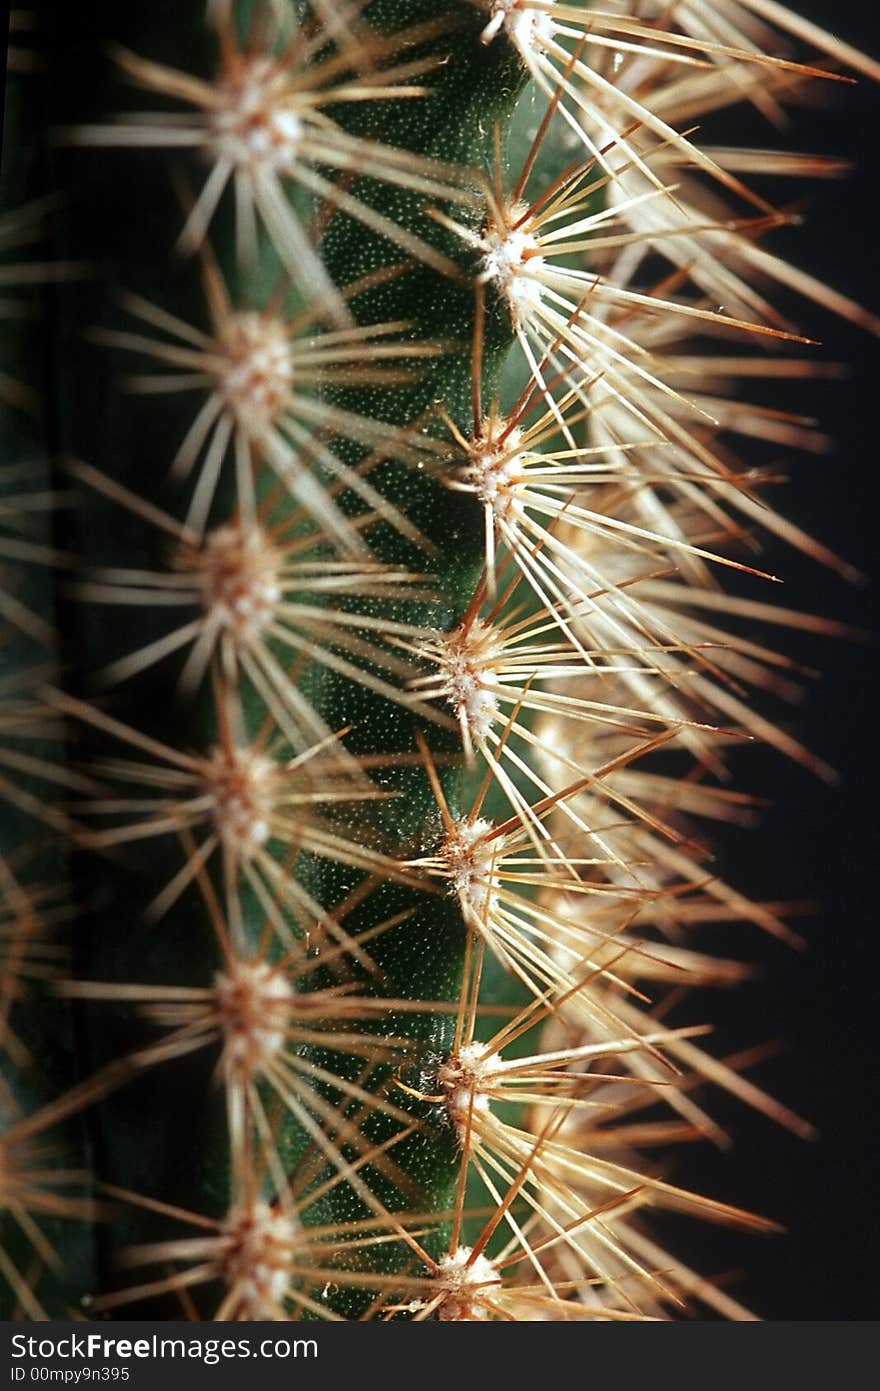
[658,0,880,1320]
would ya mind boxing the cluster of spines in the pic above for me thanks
[1,15,100,1317]
[0,0,874,1320]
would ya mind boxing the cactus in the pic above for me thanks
[0,0,875,1321]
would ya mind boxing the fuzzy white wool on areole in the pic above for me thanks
[449,667,498,742]
[440,620,503,743]
[480,215,545,322]
[200,524,281,639]
[435,1246,501,1320]
[215,312,293,436]
[463,425,527,522]
[214,960,293,1071]
[443,818,500,925]
[209,58,304,174]
[211,574,280,637]
[206,747,275,851]
[438,1042,501,1134]
[479,1,555,52]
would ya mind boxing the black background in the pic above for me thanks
[657,0,880,1321]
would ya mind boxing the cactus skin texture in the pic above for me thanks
[0,0,876,1321]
